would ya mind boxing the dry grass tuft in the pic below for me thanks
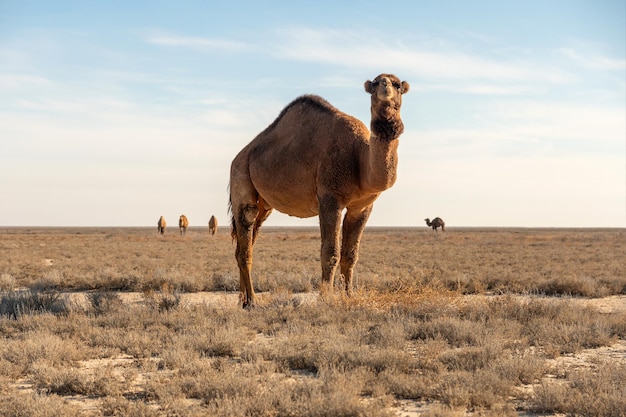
[531,362,626,417]
[331,284,459,313]
[87,290,123,316]
[0,392,82,417]
[31,363,123,397]
[0,227,624,416]
[143,283,182,312]
[0,289,70,319]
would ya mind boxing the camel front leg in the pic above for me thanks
[340,205,373,294]
[318,195,342,294]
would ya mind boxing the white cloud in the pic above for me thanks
[389,155,626,227]
[273,27,576,84]
[0,73,51,88]
[145,35,247,51]
[490,101,626,145]
[557,48,626,71]
[414,83,537,95]
[407,99,625,167]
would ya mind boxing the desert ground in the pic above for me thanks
[0,226,624,416]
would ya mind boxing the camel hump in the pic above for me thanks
[287,95,336,113]
[262,95,337,133]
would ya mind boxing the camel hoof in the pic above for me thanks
[242,299,257,309]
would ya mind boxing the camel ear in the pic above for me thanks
[364,80,373,94]
[401,81,410,94]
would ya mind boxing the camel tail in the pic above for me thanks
[228,187,237,242]
[230,216,237,242]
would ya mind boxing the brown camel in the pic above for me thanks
[425,217,445,232]
[157,216,166,235]
[208,215,218,235]
[229,73,409,307]
[179,215,189,236]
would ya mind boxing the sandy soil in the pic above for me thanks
[12,291,626,416]
[64,291,626,416]
[67,290,626,314]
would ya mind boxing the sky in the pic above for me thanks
[1,1,625,228]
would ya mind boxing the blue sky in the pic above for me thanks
[1,1,624,227]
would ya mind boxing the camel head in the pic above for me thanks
[364,74,409,110]
[364,74,409,140]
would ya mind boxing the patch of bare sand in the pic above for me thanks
[64,289,626,314]
[64,289,320,311]
[393,340,626,417]
[394,294,626,417]
[12,354,197,413]
[576,294,626,314]
[64,290,241,310]
[50,291,626,416]
[547,339,626,371]
[461,293,626,314]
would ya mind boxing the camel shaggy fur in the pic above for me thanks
[425,217,445,232]
[229,74,409,307]
[179,215,189,236]
[158,216,166,235]
[209,215,218,235]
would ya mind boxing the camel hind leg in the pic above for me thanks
[252,199,272,245]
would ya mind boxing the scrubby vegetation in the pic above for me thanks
[0,227,624,416]
[1,227,624,297]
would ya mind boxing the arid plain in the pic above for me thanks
[1,226,625,416]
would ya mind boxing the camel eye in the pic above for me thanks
[393,82,401,90]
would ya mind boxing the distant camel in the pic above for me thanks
[425,217,445,232]
[157,216,166,235]
[229,73,409,307]
[208,215,218,235]
[179,215,189,236]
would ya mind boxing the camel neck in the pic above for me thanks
[361,100,404,192]
[370,117,404,143]
[362,129,400,192]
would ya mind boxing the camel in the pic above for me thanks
[229,73,409,307]
[425,217,445,232]
[208,215,218,235]
[157,216,166,235]
[179,215,189,236]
